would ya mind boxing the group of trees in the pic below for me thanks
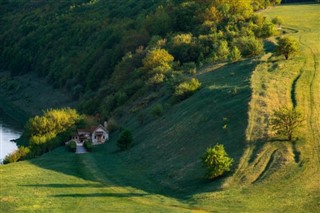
[0,0,284,120]
[4,108,82,163]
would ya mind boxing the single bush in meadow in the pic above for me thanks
[201,144,233,179]
[117,129,133,151]
[276,36,299,60]
[151,104,164,118]
[270,107,303,141]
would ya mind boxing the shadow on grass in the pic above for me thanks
[51,193,149,198]
[29,59,258,200]
[20,184,104,188]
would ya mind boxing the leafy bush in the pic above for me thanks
[3,146,30,164]
[26,108,80,138]
[174,78,201,101]
[229,46,242,62]
[117,129,133,151]
[201,144,234,179]
[68,141,77,153]
[234,36,264,57]
[168,33,200,63]
[84,140,93,152]
[142,49,174,71]
[272,16,283,28]
[148,73,165,85]
[276,36,299,60]
[151,104,164,118]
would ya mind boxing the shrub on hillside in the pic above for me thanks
[201,144,233,179]
[272,16,283,28]
[151,104,164,118]
[174,78,201,101]
[68,141,77,152]
[84,140,93,152]
[234,36,264,57]
[117,129,133,151]
[276,36,299,60]
[229,46,242,62]
[167,33,200,63]
[3,146,30,164]
[142,49,174,71]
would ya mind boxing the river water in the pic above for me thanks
[0,111,22,162]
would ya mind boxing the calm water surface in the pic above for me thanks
[0,111,22,162]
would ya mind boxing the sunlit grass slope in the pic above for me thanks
[1,3,319,212]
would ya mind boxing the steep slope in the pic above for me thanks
[1,3,319,213]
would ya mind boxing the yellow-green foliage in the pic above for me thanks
[142,49,174,71]
[270,107,303,141]
[3,146,30,164]
[201,144,234,179]
[277,36,300,60]
[174,78,201,100]
[27,108,81,145]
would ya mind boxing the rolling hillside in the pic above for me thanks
[1,3,319,213]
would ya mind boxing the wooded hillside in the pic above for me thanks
[1,0,282,119]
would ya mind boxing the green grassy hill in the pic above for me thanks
[1,3,319,212]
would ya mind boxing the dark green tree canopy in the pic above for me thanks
[117,129,133,151]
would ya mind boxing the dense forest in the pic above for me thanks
[0,0,307,121]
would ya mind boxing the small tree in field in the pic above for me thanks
[277,36,299,60]
[117,129,133,151]
[270,107,303,141]
[201,144,233,179]
[272,16,283,28]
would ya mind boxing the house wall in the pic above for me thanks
[91,127,108,144]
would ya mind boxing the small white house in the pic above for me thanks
[69,123,108,145]
[91,124,109,144]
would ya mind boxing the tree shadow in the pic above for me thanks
[51,193,149,198]
[20,183,104,188]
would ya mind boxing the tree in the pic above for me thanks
[272,16,284,28]
[234,36,264,57]
[168,33,200,63]
[117,129,133,151]
[229,46,241,62]
[269,107,303,141]
[174,78,201,101]
[277,36,299,60]
[201,144,233,179]
[142,49,174,70]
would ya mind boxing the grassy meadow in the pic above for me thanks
[1,3,319,212]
